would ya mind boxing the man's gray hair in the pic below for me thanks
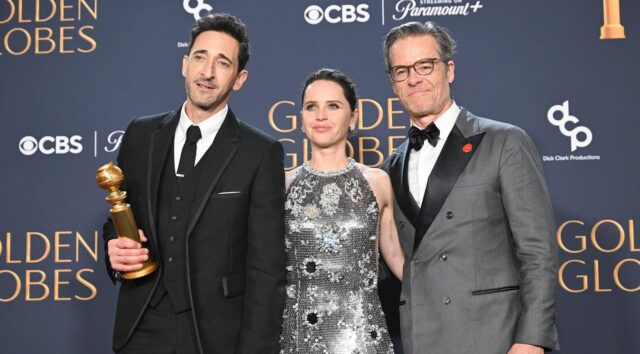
[383,21,457,69]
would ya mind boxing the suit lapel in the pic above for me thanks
[147,110,180,252]
[414,109,486,250]
[389,141,421,227]
[185,110,240,237]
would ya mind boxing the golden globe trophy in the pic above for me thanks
[601,0,625,39]
[96,162,157,279]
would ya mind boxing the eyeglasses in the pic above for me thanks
[387,58,448,82]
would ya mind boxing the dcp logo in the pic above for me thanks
[183,0,213,21]
[547,100,593,152]
[19,135,83,156]
[304,4,370,25]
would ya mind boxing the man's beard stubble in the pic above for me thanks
[184,78,232,112]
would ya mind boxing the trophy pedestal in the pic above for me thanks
[600,25,625,39]
[123,261,158,279]
[600,0,625,40]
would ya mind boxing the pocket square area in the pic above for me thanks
[217,191,242,195]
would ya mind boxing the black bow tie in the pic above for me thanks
[408,124,440,151]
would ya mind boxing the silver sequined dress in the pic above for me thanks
[279,159,393,354]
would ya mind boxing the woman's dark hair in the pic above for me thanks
[301,68,357,111]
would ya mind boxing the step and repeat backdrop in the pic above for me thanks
[1,1,638,353]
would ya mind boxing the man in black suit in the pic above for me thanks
[103,13,286,354]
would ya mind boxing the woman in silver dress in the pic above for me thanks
[279,69,404,353]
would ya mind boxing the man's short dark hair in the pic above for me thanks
[189,13,250,72]
[383,21,456,69]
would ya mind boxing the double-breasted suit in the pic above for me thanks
[381,109,559,353]
[103,107,286,353]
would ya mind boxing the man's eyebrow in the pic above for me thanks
[191,49,208,56]
[215,53,233,63]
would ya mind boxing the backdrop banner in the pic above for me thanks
[1,1,638,353]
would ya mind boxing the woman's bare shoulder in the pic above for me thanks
[356,163,392,195]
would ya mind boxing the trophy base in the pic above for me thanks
[600,25,625,39]
[124,261,158,280]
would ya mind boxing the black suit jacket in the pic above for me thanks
[103,108,286,354]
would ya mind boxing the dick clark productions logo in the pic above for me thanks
[547,100,593,152]
[183,0,213,20]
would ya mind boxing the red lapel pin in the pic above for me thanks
[462,143,473,153]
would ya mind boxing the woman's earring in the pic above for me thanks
[348,125,356,136]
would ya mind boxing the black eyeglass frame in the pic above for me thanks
[386,57,450,82]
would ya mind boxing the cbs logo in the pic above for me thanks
[19,135,83,156]
[304,4,370,25]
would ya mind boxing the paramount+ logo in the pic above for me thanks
[19,135,83,156]
[304,4,370,25]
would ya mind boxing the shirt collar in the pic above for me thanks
[176,103,228,143]
[432,100,460,140]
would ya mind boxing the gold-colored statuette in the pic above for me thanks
[601,0,625,39]
[96,162,157,279]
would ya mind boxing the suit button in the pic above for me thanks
[439,253,448,262]
[446,211,454,219]
[443,296,451,305]
[175,196,182,201]
[169,236,175,242]
[398,221,405,229]
[168,257,174,262]
[171,216,178,221]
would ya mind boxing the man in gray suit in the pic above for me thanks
[380,22,559,354]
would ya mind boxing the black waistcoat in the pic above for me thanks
[150,147,207,313]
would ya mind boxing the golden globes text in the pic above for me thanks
[0,0,98,56]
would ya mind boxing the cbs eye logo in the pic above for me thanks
[304,4,370,25]
[19,135,83,156]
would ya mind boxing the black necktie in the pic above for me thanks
[408,123,440,151]
[177,125,202,177]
